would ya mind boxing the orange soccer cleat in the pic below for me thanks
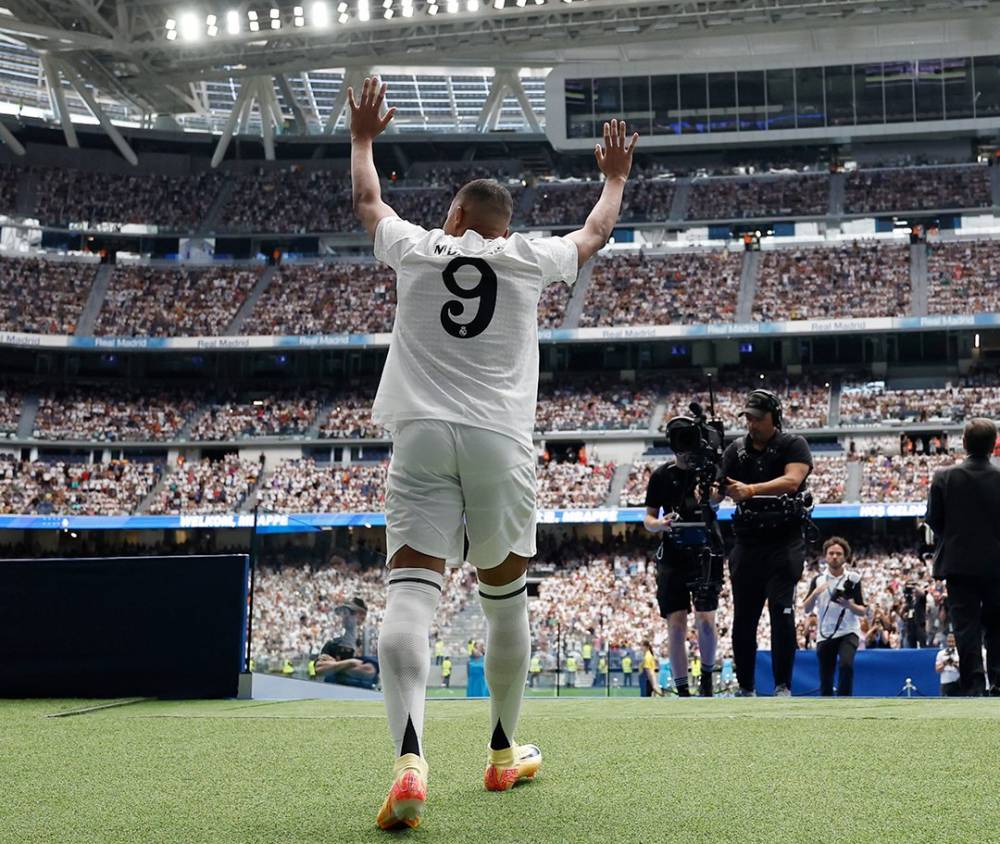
[483,743,542,792]
[376,754,428,831]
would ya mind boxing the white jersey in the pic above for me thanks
[372,216,579,447]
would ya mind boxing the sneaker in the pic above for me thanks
[376,754,428,831]
[484,743,542,792]
[773,684,792,697]
[733,687,756,697]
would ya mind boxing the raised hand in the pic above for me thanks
[594,118,639,182]
[348,76,397,142]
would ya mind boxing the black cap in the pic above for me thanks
[349,596,368,612]
[742,391,773,419]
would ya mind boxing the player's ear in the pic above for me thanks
[503,226,510,238]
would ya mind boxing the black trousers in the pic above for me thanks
[729,537,805,692]
[946,574,1000,694]
[816,633,859,696]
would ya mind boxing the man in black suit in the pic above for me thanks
[926,418,1000,696]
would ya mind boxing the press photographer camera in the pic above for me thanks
[720,388,814,696]
[803,537,866,697]
[643,402,725,697]
[935,633,961,697]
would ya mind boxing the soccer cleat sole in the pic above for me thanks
[376,771,427,830]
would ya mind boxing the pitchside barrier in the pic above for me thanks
[755,649,941,697]
[0,555,250,699]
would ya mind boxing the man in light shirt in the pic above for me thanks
[348,76,640,831]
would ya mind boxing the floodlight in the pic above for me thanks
[226,10,240,32]
[179,11,200,40]
[358,0,370,20]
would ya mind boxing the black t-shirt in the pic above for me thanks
[645,463,701,520]
[720,431,813,543]
[644,462,722,553]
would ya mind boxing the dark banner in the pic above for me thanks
[0,555,249,698]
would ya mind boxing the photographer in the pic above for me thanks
[803,537,866,696]
[926,417,1000,696]
[935,633,961,697]
[720,389,813,696]
[644,414,724,697]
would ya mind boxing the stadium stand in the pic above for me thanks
[686,174,828,220]
[259,458,387,513]
[190,391,324,440]
[0,256,95,335]
[95,265,261,336]
[32,388,200,442]
[146,454,262,514]
[580,250,742,327]
[220,168,354,233]
[859,453,962,502]
[536,378,656,432]
[536,460,616,509]
[840,376,1000,426]
[927,239,1000,315]
[753,242,911,321]
[844,165,992,214]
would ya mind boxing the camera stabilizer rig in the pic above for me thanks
[662,389,728,606]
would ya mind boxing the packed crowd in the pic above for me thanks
[381,188,453,229]
[318,392,386,439]
[258,458,388,513]
[535,460,616,509]
[221,168,355,233]
[753,242,911,321]
[33,168,223,230]
[242,262,396,336]
[32,389,200,442]
[618,452,847,507]
[580,250,742,327]
[0,256,95,335]
[146,454,262,514]
[619,179,676,222]
[537,279,572,329]
[840,376,1000,426]
[686,175,829,220]
[0,455,162,515]
[251,552,476,661]
[535,379,656,432]
[190,392,323,440]
[927,239,1000,315]
[858,453,961,503]
[0,165,19,214]
[95,265,259,336]
[844,166,992,214]
[660,376,831,431]
[524,182,604,227]
[0,388,21,437]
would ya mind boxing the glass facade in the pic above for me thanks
[565,54,1000,137]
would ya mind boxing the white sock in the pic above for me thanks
[479,573,530,752]
[379,567,443,760]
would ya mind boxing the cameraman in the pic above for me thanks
[644,416,724,697]
[803,537,866,696]
[935,633,961,697]
[720,389,813,696]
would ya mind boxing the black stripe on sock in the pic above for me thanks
[490,719,510,752]
[388,576,442,592]
[478,583,527,601]
[400,715,421,757]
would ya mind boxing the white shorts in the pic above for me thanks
[385,419,537,570]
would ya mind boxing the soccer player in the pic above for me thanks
[348,76,639,831]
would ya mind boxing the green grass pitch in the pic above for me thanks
[4,697,999,844]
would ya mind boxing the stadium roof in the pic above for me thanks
[0,0,997,154]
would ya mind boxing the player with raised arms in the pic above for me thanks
[348,75,639,831]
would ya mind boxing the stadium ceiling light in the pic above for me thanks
[165,17,176,29]
[226,9,241,32]
[401,0,413,16]
[271,17,281,27]
[270,8,281,17]
[428,2,439,13]
[250,18,260,29]
[516,0,527,6]
[166,28,178,39]
[494,0,505,7]
[467,0,480,9]
[338,11,349,21]
[338,1,348,10]
[179,11,201,40]
[358,0,370,21]
[247,10,258,19]
[206,13,217,25]
[312,0,330,25]
[447,0,459,12]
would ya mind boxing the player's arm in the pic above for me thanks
[565,119,639,269]
[349,76,399,237]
